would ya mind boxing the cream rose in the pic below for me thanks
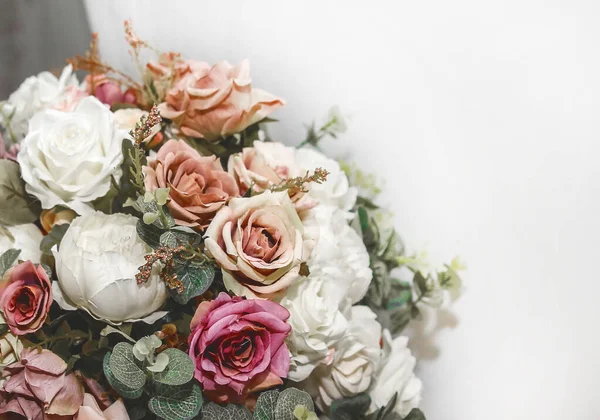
[204,190,317,299]
[368,331,422,417]
[0,313,23,371]
[17,96,126,215]
[0,224,43,264]
[52,212,168,324]
[113,108,160,142]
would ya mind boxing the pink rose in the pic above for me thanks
[144,139,240,231]
[52,85,88,112]
[0,261,52,335]
[76,394,129,420]
[85,74,137,107]
[0,348,84,419]
[0,133,19,161]
[158,60,284,141]
[188,292,291,403]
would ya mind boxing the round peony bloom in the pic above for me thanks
[204,190,317,299]
[368,331,422,417]
[0,224,44,264]
[188,292,291,403]
[17,96,127,215]
[280,275,348,382]
[2,65,79,140]
[305,306,382,411]
[52,212,168,324]
[295,147,357,218]
[158,60,284,141]
[0,348,84,419]
[0,261,52,335]
[0,313,23,372]
[144,139,239,231]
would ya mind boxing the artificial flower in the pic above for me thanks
[188,292,291,403]
[76,393,130,420]
[0,348,84,419]
[17,96,127,215]
[159,60,284,141]
[85,74,136,107]
[0,261,52,335]
[113,108,161,143]
[52,212,168,324]
[368,331,422,417]
[0,133,19,161]
[0,313,23,372]
[0,224,44,264]
[143,139,239,231]
[204,190,317,299]
[39,208,77,234]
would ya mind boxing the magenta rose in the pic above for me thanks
[188,292,291,403]
[0,261,52,335]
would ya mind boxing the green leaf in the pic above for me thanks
[274,388,314,420]
[402,409,426,420]
[331,393,371,420]
[170,259,215,305]
[40,223,70,254]
[0,248,20,276]
[254,390,280,420]
[109,342,146,390]
[0,324,8,336]
[119,139,147,201]
[413,271,428,297]
[103,352,144,399]
[386,281,413,310]
[0,160,40,225]
[152,348,194,386]
[358,206,370,233]
[160,231,179,248]
[201,402,253,420]
[370,393,402,420]
[136,219,165,249]
[148,382,203,420]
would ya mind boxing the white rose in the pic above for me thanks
[281,274,348,382]
[0,313,23,370]
[368,331,422,417]
[113,108,160,142]
[17,96,126,215]
[295,147,357,217]
[0,224,43,264]
[52,212,168,324]
[1,65,79,140]
[308,205,372,313]
[305,306,382,410]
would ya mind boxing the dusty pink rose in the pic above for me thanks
[0,348,84,419]
[0,261,52,335]
[76,394,129,420]
[204,191,317,299]
[85,74,136,107]
[188,292,291,403]
[0,133,19,161]
[158,59,284,141]
[144,139,239,230]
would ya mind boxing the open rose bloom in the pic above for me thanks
[0,26,462,420]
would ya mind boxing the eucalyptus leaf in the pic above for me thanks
[152,348,194,386]
[40,223,70,254]
[274,388,314,420]
[109,342,146,390]
[103,352,144,399]
[331,393,371,420]
[0,248,20,277]
[202,402,253,420]
[0,160,40,225]
[160,231,178,248]
[254,390,280,420]
[170,259,215,305]
[148,382,203,420]
[402,409,426,420]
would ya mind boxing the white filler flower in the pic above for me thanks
[0,224,43,264]
[52,212,168,324]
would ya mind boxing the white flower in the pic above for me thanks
[305,306,382,411]
[113,108,160,142]
[1,65,79,140]
[133,335,169,373]
[308,205,372,313]
[0,224,43,264]
[281,275,348,382]
[52,212,168,324]
[17,96,126,215]
[368,331,422,417]
[0,313,23,370]
[295,148,357,217]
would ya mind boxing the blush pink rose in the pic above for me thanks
[76,394,129,420]
[0,261,52,335]
[158,59,284,141]
[0,348,84,419]
[52,85,88,112]
[0,133,19,161]
[85,74,137,107]
[188,292,291,403]
[144,139,240,231]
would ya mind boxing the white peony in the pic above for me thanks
[52,212,168,324]
[17,96,126,215]
[308,205,372,313]
[1,65,79,140]
[305,306,382,410]
[0,224,43,264]
[295,147,357,217]
[280,274,348,382]
[368,331,422,417]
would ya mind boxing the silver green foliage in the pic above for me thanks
[274,388,315,420]
[152,348,194,386]
[109,342,146,390]
[0,248,20,277]
[148,382,203,420]
[253,390,280,420]
[0,160,39,225]
[103,352,144,399]
[201,402,253,420]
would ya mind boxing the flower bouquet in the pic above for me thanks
[0,22,462,420]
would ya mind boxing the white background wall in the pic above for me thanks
[84,1,600,419]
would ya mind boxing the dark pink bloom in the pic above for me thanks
[0,348,84,419]
[188,292,291,403]
[0,133,19,161]
[0,261,52,335]
[85,74,137,107]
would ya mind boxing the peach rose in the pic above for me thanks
[143,139,239,230]
[204,191,317,299]
[158,60,284,141]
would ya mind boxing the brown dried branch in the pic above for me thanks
[269,167,330,196]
